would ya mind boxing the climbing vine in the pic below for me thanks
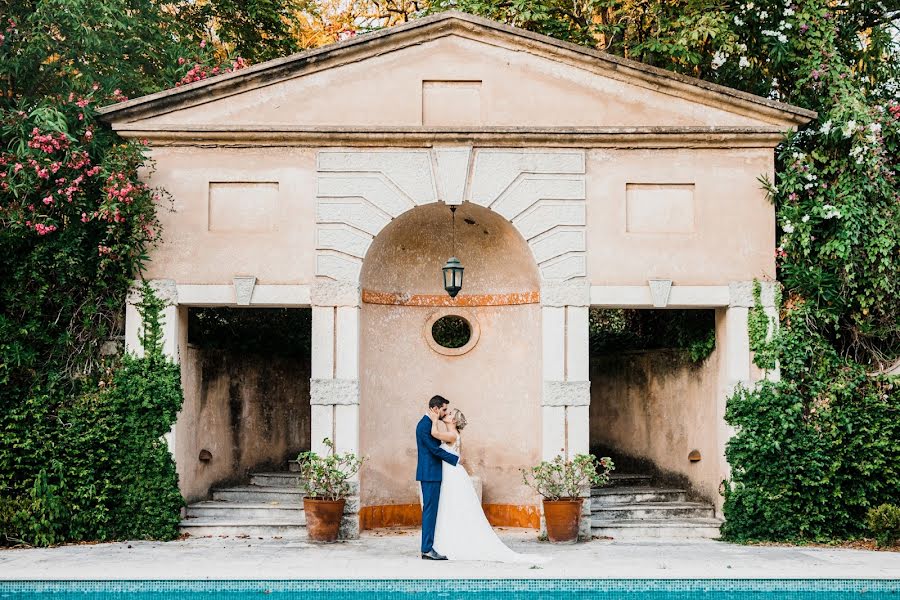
[747,280,783,372]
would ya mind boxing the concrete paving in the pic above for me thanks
[1,528,898,580]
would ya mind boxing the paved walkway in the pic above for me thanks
[1,529,898,580]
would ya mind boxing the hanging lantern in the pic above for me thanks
[442,256,464,298]
[442,206,464,298]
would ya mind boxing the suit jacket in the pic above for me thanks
[415,415,459,481]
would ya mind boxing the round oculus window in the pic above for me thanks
[424,312,480,356]
[431,315,472,349]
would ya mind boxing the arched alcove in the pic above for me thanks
[358,202,543,526]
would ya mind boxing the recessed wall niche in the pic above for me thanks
[208,182,278,233]
[625,183,695,234]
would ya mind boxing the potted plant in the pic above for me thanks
[521,453,614,544]
[296,438,365,542]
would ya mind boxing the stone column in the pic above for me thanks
[124,279,181,455]
[310,280,362,539]
[541,280,592,537]
[714,281,777,516]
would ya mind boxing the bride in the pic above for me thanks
[427,408,548,563]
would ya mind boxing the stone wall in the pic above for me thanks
[590,349,720,503]
[176,345,311,503]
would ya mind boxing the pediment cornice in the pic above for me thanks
[98,11,816,129]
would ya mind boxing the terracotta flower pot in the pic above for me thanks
[543,498,583,544]
[304,497,346,543]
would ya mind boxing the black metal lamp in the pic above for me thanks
[442,206,464,298]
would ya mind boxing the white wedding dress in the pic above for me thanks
[432,436,548,563]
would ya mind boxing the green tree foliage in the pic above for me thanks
[173,0,304,63]
[589,309,717,365]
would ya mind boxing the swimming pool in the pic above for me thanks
[0,579,897,599]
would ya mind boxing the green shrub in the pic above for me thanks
[722,316,899,542]
[0,285,184,547]
[867,504,900,548]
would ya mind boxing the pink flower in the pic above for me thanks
[200,40,206,48]
[42,195,54,205]
[34,223,57,235]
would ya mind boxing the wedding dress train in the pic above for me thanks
[432,439,549,563]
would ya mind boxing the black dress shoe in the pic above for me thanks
[421,549,448,560]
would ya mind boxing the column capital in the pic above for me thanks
[542,381,590,406]
[728,281,778,308]
[310,378,360,405]
[311,280,361,307]
[541,280,590,307]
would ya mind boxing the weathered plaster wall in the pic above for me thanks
[177,343,311,503]
[585,148,776,285]
[359,203,542,509]
[139,145,775,290]
[590,349,720,503]
[141,146,316,284]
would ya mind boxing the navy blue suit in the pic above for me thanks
[415,415,459,553]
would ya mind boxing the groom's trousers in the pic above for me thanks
[419,481,442,553]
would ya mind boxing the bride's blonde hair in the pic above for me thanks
[452,408,467,432]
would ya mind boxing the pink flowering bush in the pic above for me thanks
[0,98,162,274]
[174,49,249,87]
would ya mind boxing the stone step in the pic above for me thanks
[249,471,359,495]
[250,472,305,487]
[288,460,301,473]
[592,502,716,521]
[592,517,722,540]
[603,473,652,488]
[185,501,305,523]
[212,485,305,504]
[591,487,687,506]
[179,519,308,539]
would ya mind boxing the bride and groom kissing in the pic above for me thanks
[415,395,547,563]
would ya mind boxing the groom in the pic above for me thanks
[416,395,460,560]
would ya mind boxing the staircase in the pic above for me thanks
[591,473,722,539]
[180,469,308,539]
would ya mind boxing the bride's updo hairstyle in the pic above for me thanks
[452,408,468,432]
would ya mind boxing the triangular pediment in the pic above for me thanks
[99,12,814,134]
